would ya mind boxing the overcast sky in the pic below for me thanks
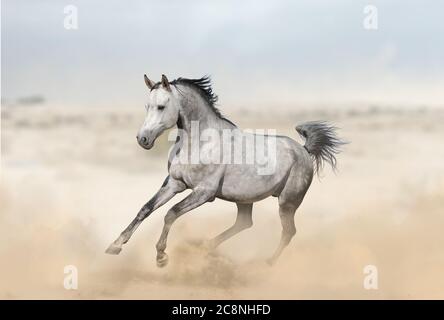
[2,0,444,109]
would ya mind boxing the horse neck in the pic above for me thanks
[176,87,229,135]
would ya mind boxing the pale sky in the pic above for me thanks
[2,0,444,109]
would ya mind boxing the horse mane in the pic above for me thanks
[173,76,218,108]
[153,76,236,126]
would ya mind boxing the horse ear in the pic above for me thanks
[144,74,155,90]
[161,74,171,91]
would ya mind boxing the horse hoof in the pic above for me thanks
[156,253,169,268]
[105,243,122,255]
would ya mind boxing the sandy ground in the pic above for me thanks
[1,105,444,299]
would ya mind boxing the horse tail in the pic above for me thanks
[295,121,346,175]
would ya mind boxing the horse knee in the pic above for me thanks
[136,205,152,221]
[243,219,253,229]
[233,217,253,232]
[164,211,177,225]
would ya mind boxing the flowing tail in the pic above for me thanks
[295,121,346,175]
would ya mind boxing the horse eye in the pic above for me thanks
[157,105,166,111]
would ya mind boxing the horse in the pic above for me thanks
[106,74,345,267]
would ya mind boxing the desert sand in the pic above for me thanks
[1,105,443,299]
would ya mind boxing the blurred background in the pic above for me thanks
[1,0,444,299]
[2,0,444,109]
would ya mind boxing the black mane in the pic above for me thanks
[153,76,235,126]
[173,76,218,108]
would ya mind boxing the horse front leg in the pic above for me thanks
[105,176,185,255]
[155,187,216,267]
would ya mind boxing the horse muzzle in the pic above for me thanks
[137,135,155,150]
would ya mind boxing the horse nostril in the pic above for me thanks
[141,137,147,143]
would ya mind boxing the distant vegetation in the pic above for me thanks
[2,95,46,107]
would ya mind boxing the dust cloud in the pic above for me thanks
[1,105,443,299]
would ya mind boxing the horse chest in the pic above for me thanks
[169,164,206,188]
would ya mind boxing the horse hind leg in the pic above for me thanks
[267,204,297,265]
[209,203,253,249]
[268,166,312,265]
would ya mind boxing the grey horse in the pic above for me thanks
[106,74,345,267]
